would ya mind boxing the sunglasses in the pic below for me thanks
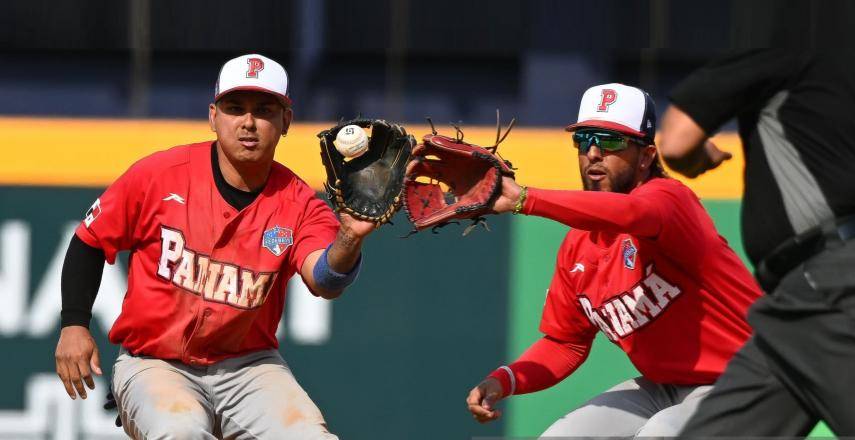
[572,129,643,154]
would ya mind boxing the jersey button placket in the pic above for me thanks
[184,305,213,366]
[214,209,240,253]
[197,308,214,362]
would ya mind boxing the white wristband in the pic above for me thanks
[498,365,516,396]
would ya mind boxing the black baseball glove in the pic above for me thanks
[318,118,415,224]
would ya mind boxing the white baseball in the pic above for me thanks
[334,125,369,158]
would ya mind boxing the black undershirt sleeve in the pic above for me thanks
[60,234,106,329]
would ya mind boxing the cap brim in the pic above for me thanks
[565,120,646,139]
[215,86,292,107]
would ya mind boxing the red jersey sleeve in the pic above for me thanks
[488,336,591,397]
[522,178,706,249]
[522,187,662,237]
[539,234,598,344]
[289,190,340,272]
[75,160,149,264]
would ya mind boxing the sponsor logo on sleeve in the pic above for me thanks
[83,198,102,228]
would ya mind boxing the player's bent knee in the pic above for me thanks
[137,420,214,440]
[635,414,684,438]
[122,407,214,440]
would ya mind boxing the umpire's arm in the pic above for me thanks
[658,105,731,178]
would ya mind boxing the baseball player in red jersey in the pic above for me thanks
[466,83,763,436]
[53,54,372,438]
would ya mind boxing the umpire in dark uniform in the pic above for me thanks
[658,50,855,436]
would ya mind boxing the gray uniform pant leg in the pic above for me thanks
[112,351,218,440]
[112,349,338,440]
[540,376,710,439]
[210,350,338,440]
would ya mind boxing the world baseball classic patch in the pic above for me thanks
[622,238,637,270]
[262,226,293,256]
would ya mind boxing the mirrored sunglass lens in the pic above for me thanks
[572,133,586,149]
[573,131,632,152]
[597,137,627,150]
[572,138,590,152]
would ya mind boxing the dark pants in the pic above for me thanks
[681,239,855,437]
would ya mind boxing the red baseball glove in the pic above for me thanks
[403,116,516,235]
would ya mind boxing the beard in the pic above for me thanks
[581,167,635,193]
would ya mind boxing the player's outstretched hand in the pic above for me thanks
[55,325,102,400]
[338,212,378,239]
[490,176,524,215]
[466,377,505,424]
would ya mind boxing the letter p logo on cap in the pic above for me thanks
[246,58,265,78]
[597,89,617,112]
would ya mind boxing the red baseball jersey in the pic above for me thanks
[537,178,761,385]
[75,142,339,366]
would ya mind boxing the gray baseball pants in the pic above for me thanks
[540,376,711,438]
[111,348,338,440]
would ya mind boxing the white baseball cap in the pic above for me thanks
[566,83,656,144]
[214,53,291,107]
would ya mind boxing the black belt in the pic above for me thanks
[755,216,855,291]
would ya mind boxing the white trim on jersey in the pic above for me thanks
[499,365,516,396]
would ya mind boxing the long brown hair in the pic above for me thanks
[648,150,668,178]
[632,140,667,179]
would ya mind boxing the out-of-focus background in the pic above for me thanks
[0,0,841,438]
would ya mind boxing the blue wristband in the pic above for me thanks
[312,245,362,291]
